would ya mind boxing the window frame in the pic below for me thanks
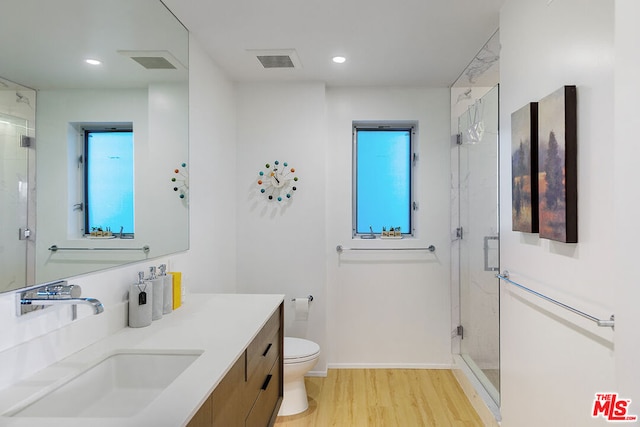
[82,126,135,237]
[352,121,417,238]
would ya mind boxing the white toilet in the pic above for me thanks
[278,337,320,416]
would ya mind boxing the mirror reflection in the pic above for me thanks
[0,0,189,293]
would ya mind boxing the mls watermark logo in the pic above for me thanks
[592,393,638,422]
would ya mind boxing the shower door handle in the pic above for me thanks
[483,235,499,272]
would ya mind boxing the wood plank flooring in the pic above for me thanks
[274,369,484,427]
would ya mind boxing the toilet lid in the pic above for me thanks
[284,337,320,360]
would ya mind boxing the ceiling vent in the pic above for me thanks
[130,56,176,69]
[118,50,186,70]
[248,49,302,69]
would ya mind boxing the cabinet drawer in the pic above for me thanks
[246,327,279,399]
[247,309,280,372]
[245,358,281,427]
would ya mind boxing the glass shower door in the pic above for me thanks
[457,85,500,404]
[0,112,31,291]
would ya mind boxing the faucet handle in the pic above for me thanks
[64,284,82,299]
[36,282,82,299]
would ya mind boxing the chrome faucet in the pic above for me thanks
[18,281,104,318]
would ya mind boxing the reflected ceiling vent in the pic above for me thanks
[118,50,186,70]
[248,49,302,69]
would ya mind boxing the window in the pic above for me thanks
[84,128,134,236]
[353,122,416,237]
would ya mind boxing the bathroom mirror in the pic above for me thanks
[0,0,189,293]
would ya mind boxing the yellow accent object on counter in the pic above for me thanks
[169,272,182,309]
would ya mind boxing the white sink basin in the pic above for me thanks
[7,349,203,418]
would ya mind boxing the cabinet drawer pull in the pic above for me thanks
[262,343,272,357]
[261,374,273,391]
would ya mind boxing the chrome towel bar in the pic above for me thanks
[336,244,435,253]
[497,270,614,329]
[49,245,150,254]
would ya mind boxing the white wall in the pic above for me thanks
[234,83,328,373]
[499,0,616,425]
[326,87,452,368]
[169,35,238,293]
[614,0,640,413]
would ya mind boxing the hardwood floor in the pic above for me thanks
[274,369,484,426]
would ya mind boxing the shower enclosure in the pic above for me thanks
[456,85,500,405]
[0,113,30,290]
[0,82,36,292]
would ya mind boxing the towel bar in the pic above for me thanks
[336,244,435,253]
[49,245,150,254]
[497,270,614,329]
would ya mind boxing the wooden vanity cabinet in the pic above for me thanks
[187,303,283,427]
[212,352,247,426]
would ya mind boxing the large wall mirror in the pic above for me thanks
[0,0,189,294]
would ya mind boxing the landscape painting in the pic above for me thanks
[537,86,577,243]
[511,102,538,233]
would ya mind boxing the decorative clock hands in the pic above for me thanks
[257,160,298,201]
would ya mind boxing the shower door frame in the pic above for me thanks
[0,111,35,291]
[454,84,501,407]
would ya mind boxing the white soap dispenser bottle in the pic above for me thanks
[148,266,164,321]
[159,264,173,315]
[129,271,152,328]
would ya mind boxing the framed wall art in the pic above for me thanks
[511,102,539,233]
[537,85,577,243]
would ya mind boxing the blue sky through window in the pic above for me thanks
[86,131,134,234]
[356,129,411,234]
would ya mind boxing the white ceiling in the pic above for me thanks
[162,0,504,87]
[0,0,188,90]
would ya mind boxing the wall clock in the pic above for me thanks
[171,162,189,201]
[257,160,298,201]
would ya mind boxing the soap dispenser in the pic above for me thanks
[129,271,152,328]
[159,264,173,315]
[148,266,164,321]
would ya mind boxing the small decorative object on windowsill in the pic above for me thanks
[171,162,189,201]
[88,227,115,238]
[380,226,403,239]
[257,160,298,202]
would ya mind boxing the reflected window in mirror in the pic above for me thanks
[84,128,134,237]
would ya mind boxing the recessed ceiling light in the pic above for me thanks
[85,59,102,65]
[332,56,346,64]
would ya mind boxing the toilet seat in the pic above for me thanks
[284,337,320,364]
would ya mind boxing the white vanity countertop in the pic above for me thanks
[0,293,284,427]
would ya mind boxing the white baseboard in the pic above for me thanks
[327,362,453,370]
[306,369,327,377]
[305,363,453,378]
